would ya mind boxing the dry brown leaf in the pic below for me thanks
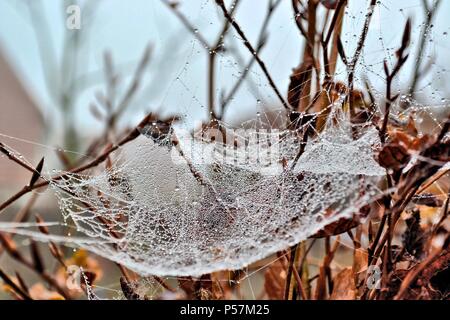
[209,272,230,300]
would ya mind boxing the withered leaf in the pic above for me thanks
[139,114,180,145]
[35,215,49,234]
[288,111,317,132]
[353,249,368,275]
[0,233,22,259]
[312,90,332,132]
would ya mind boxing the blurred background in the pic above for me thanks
[0,0,449,299]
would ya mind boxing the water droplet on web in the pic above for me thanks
[7,108,387,277]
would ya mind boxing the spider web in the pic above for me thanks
[0,0,449,298]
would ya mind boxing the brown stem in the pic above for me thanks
[220,0,281,113]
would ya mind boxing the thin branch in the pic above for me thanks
[208,0,241,120]
[346,0,377,114]
[292,0,309,40]
[220,0,282,114]
[163,0,240,120]
[379,18,411,143]
[322,0,346,78]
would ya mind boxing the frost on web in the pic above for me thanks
[43,108,385,277]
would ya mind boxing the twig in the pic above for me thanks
[0,234,71,299]
[291,0,308,40]
[322,0,346,78]
[291,261,308,300]
[161,0,210,48]
[108,45,152,129]
[208,0,241,120]
[163,0,240,120]
[346,0,377,115]
[284,244,298,300]
[0,268,33,300]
